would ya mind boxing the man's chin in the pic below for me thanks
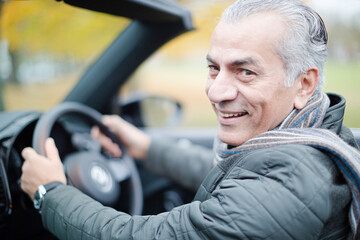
[218,130,248,147]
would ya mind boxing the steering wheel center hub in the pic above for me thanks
[90,163,113,192]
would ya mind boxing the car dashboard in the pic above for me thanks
[0,110,74,239]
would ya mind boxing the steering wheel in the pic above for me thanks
[32,102,143,215]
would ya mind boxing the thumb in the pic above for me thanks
[45,138,61,162]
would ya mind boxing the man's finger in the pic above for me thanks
[102,115,121,134]
[91,126,100,138]
[99,135,122,157]
[45,138,61,162]
[21,147,38,160]
[91,125,122,157]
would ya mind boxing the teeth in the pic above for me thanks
[219,112,246,118]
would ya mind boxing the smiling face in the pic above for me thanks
[206,13,301,146]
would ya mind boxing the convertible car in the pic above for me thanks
[0,1,210,239]
[0,0,359,239]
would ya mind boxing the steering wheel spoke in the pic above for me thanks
[107,157,133,182]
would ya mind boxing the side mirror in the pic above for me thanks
[119,93,182,127]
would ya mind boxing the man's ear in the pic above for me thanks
[294,67,319,109]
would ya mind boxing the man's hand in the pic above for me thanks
[21,138,67,201]
[91,115,151,160]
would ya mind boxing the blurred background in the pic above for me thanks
[0,0,359,127]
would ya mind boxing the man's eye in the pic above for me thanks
[239,69,254,76]
[208,65,219,71]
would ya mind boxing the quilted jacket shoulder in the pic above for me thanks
[194,143,351,239]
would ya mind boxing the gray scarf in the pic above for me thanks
[214,92,360,239]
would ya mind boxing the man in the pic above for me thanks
[21,0,360,239]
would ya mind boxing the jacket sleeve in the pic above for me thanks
[41,144,350,240]
[143,138,214,191]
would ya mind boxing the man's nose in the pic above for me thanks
[206,72,238,104]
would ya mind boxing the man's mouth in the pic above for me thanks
[219,111,248,118]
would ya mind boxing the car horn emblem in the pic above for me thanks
[90,163,113,193]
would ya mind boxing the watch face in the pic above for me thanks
[33,185,46,210]
[33,191,41,210]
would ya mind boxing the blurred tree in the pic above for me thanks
[0,0,5,110]
[2,0,128,58]
[1,0,129,85]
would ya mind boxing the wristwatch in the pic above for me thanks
[33,181,64,212]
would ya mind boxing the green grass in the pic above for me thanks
[2,59,359,128]
[323,60,360,128]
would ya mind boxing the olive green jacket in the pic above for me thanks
[41,93,358,239]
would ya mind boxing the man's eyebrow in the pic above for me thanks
[206,54,216,64]
[206,55,260,68]
[230,57,260,68]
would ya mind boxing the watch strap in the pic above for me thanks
[43,181,64,192]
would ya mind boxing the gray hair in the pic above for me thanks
[221,0,328,92]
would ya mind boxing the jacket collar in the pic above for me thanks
[321,93,346,134]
